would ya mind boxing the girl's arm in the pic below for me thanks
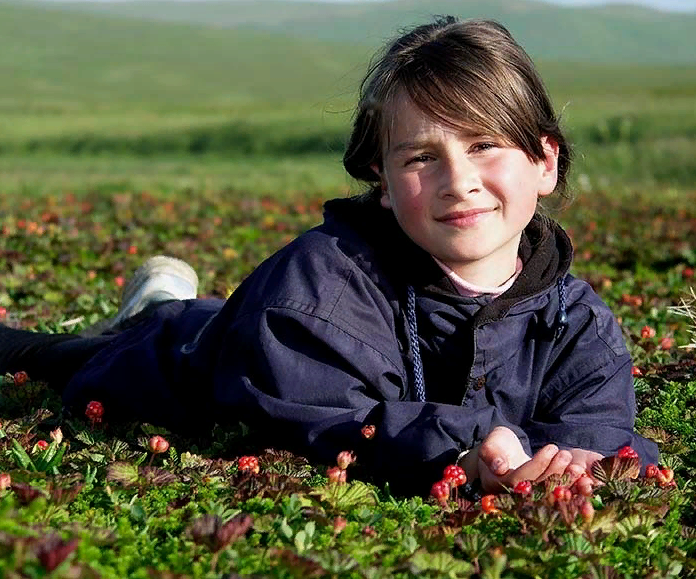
[211,306,532,496]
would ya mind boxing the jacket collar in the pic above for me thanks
[323,196,573,323]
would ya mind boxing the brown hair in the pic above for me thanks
[343,16,572,201]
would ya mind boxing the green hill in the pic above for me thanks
[26,0,696,65]
[0,1,368,113]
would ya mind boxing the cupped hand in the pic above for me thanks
[464,427,605,493]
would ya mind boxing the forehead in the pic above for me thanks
[382,92,489,151]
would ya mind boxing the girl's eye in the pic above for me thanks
[404,154,432,166]
[470,142,497,153]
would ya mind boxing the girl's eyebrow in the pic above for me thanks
[390,129,489,154]
[390,139,432,154]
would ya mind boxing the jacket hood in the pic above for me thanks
[322,196,574,324]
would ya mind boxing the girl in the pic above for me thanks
[0,17,658,496]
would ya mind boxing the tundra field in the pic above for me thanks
[2,2,696,577]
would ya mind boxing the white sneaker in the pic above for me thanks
[82,256,198,336]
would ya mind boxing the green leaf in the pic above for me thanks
[409,549,474,577]
[294,529,307,553]
[313,481,378,511]
[11,439,36,471]
[106,461,140,487]
[279,517,293,541]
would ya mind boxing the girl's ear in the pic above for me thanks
[370,163,392,209]
[537,135,560,197]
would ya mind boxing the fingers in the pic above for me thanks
[503,444,559,484]
[477,426,529,477]
[534,448,573,482]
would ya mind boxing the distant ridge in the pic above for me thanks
[23,0,696,64]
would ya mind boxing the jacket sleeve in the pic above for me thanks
[211,305,531,496]
[523,298,659,468]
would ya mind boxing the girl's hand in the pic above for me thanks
[458,426,531,489]
[461,427,605,493]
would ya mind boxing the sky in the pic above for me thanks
[37,0,696,10]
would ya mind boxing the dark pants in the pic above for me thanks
[0,302,169,389]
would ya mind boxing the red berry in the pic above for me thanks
[85,401,104,424]
[513,480,533,496]
[631,366,643,377]
[645,464,660,479]
[36,440,49,451]
[362,526,377,537]
[333,517,347,535]
[617,446,639,459]
[336,450,356,470]
[0,306,6,319]
[683,267,694,279]
[128,245,138,255]
[238,456,260,475]
[481,494,500,514]
[443,464,467,487]
[149,435,169,454]
[114,276,125,288]
[553,485,572,502]
[641,325,656,339]
[361,424,376,439]
[658,467,674,487]
[659,336,674,350]
[13,371,29,386]
[430,480,450,505]
[327,466,346,484]
[0,473,11,491]
[49,427,63,445]
[580,500,595,523]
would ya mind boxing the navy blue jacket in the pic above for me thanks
[63,197,658,494]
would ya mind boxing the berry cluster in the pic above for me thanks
[238,456,260,475]
[430,464,467,506]
[327,450,356,485]
[645,463,675,487]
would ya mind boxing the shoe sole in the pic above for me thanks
[82,256,198,336]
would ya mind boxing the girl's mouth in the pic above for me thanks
[436,208,495,226]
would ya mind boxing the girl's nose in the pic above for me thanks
[437,156,482,199]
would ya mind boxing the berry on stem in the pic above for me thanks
[658,467,674,487]
[327,466,347,485]
[443,465,467,487]
[513,480,532,496]
[580,500,595,523]
[0,473,11,491]
[361,424,376,439]
[49,427,63,445]
[552,486,572,502]
[149,435,170,455]
[238,456,260,475]
[13,371,29,386]
[641,325,656,339]
[617,446,639,459]
[336,450,356,470]
[481,495,500,514]
[36,440,49,451]
[430,480,450,506]
[85,401,104,426]
[645,464,660,479]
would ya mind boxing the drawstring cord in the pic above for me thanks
[555,276,568,340]
[406,276,569,402]
[406,285,426,402]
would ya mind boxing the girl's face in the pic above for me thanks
[372,95,559,287]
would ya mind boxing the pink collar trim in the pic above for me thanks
[433,257,524,298]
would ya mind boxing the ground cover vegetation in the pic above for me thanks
[2,2,696,577]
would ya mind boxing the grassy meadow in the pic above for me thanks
[1,1,696,577]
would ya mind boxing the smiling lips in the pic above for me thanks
[435,207,496,226]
